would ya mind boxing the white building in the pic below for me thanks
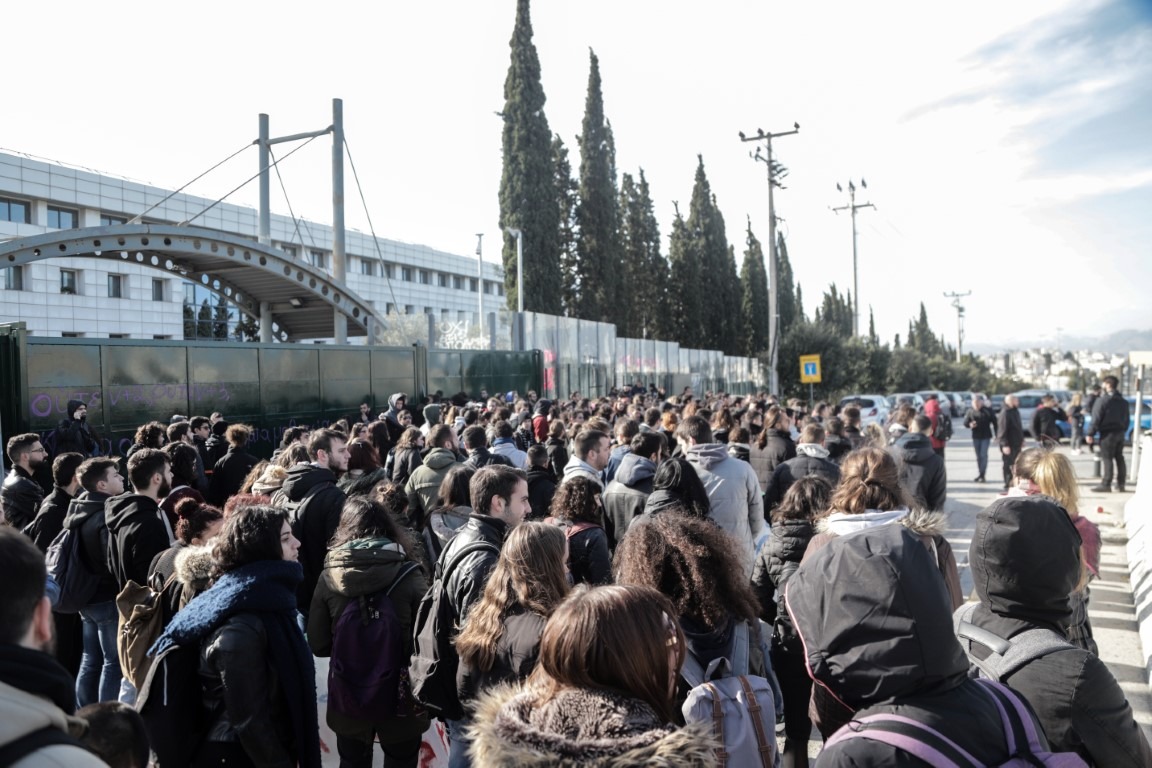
[0,150,504,341]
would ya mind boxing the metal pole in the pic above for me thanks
[1133,364,1145,484]
[849,185,859,337]
[331,98,347,345]
[475,234,484,334]
[258,114,271,246]
[516,230,524,313]
[766,141,779,396]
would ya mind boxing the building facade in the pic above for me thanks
[0,150,504,341]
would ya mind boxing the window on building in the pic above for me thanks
[497,283,505,296]
[61,332,83,338]
[453,275,464,290]
[60,269,79,294]
[386,303,396,315]
[401,267,413,282]
[100,213,127,226]
[404,305,415,315]
[440,308,450,321]
[2,267,24,291]
[0,197,31,224]
[469,277,478,292]
[418,270,430,285]
[108,274,125,299]
[108,333,129,339]
[153,335,171,340]
[308,250,327,269]
[437,272,448,288]
[424,306,434,315]
[47,206,78,229]
[457,310,467,322]
[360,258,377,276]
[152,278,165,302]
[280,244,298,259]
[384,263,395,279]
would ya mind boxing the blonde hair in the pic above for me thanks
[1032,451,1079,515]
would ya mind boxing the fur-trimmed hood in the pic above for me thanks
[468,683,717,767]
[174,543,215,586]
[815,506,946,538]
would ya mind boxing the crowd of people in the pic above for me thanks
[0,382,1146,767]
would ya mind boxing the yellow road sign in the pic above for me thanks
[800,354,822,384]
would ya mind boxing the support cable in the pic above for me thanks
[129,142,252,224]
[344,136,402,320]
[266,144,314,250]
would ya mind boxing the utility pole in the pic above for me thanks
[475,234,484,334]
[740,123,799,396]
[832,179,874,337]
[943,291,971,362]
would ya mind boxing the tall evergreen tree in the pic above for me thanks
[573,49,621,325]
[553,134,579,316]
[868,306,879,345]
[776,232,797,338]
[499,0,562,314]
[667,203,702,347]
[740,221,769,356]
[795,283,805,324]
[685,157,731,350]
[636,170,669,340]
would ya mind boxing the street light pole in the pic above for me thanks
[505,227,524,313]
[475,234,484,330]
[944,291,971,362]
[740,124,799,396]
[832,179,874,337]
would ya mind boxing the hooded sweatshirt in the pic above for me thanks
[683,443,765,576]
[280,463,346,613]
[51,398,100,457]
[405,447,461,521]
[105,492,173,589]
[602,453,657,545]
[960,495,1152,767]
[62,491,120,605]
[421,403,442,437]
[787,524,1024,766]
[893,431,947,512]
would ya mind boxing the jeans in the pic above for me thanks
[76,600,121,707]
[972,438,990,478]
[445,717,472,768]
[336,733,421,768]
[1100,432,1127,489]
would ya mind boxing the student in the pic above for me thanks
[76,702,151,768]
[547,477,611,585]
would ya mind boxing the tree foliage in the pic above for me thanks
[619,169,668,339]
[553,134,579,317]
[666,203,702,347]
[740,221,769,356]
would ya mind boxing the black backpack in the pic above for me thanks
[937,412,954,441]
[408,540,499,721]
[136,642,207,768]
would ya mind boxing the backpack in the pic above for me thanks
[44,525,99,614]
[937,411,954,441]
[680,621,778,768]
[953,603,1072,682]
[0,725,91,765]
[823,678,1087,767]
[409,540,501,721]
[328,561,422,721]
[117,572,178,690]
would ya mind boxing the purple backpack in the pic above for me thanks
[823,678,1088,767]
[327,561,421,721]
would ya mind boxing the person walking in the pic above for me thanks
[996,394,1025,491]
[964,394,997,482]
[1088,375,1129,492]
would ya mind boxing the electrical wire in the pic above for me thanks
[129,142,252,224]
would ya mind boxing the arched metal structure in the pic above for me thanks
[0,224,386,342]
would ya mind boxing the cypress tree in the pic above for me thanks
[776,232,797,338]
[499,0,562,314]
[636,170,669,340]
[740,221,769,356]
[667,203,702,347]
[553,134,579,316]
[574,49,621,325]
[685,157,730,350]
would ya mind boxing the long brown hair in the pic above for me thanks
[614,511,760,629]
[329,490,417,558]
[757,405,788,448]
[455,522,569,674]
[824,446,910,516]
[530,584,684,724]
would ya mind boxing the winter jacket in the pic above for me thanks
[531,401,552,444]
[174,543,214,608]
[442,514,509,625]
[23,486,76,553]
[457,607,547,710]
[997,405,1024,449]
[544,437,569,481]
[1032,404,1068,444]
[424,505,471,562]
[676,614,770,705]
[749,429,796,493]
[923,397,947,450]
[1090,390,1129,437]
[0,645,108,768]
[763,450,840,513]
[602,453,657,546]
[468,683,717,767]
[964,404,997,440]
[566,522,612,585]
[561,455,603,488]
[308,537,430,743]
[404,447,460,523]
[683,443,765,576]
[464,447,513,471]
[105,492,172,589]
[525,466,557,521]
[824,434,852,463]
[491,438,528,469]
[389,446,423,488]
[1,466,44,530]
[892,432,947,512]
[959,495,1152,767]
[209,446,260,506]
[603,443,632,484]
[279,463,346,613]
[751,518,814,632]
[788,524,1037,766]
[50,400,100,457]
[204,425,229,468]
[61,491,120,605]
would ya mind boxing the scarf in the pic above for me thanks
[152,559,320,768]
[0,644,77,715]
[824,507,909,537]
[796,443,831,459]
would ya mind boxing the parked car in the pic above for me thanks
[1083,396,1152,443]
[950,391,973,415]
[988,394,1005,414]
[838,394,890,427]
[888,393,926,413]
[1011,389,1075,439]
[916,390,956,417]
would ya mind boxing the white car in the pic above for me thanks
[839,394,890,427]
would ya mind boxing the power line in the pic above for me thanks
[832,179,875,337]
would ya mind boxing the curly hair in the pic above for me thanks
[396,426,423,451]
[548,476,601,524]
[163,442,200,488]
[133,421,167,449]
[173,497,224,545]
[455,522,569,674]
[825,446,911,517]
[614,510,760,630]
[211,505,287,578]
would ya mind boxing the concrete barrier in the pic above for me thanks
[1125,434,1152,691]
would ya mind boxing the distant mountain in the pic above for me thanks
[968,328,1152,355]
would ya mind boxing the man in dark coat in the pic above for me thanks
[105,448,173,591]
[462,426,512,471]
[602,431,665,547]
[957,495,1151,766]
[1088,375,1129,492]
[208,423,260,506]
[524,445,557,521]
[964,394,996,482]
[49,400,100,458]
[893,415,947,512]
[996,394,1024,490]
[764,423,840,514]
[1031,394,1068,448]
[2,433,48,530]
[22,451,85,552]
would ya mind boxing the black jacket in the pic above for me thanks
[23,486,76,553]
[566,523,611,586]
[525,466,557,521]
[962,496,1152,767]
[441,514,508,625]
[1031,405,1068,443]
[1,466,44,530]
[463,447,512,471]
[749,429,796,494]
[209,447,260,506]
[751,518,813,639]
[457,606,546,709]
[964,405,997,440]
[543,437,569,481]
[63,491,120,605]
[105,493,171,589]
[51,406,99,458]
[824,434,852,463]
[893,433,947,512]
[602,453,656,546]
[997,406,1024,449]
[280,463,346,614]
[764,453,840,513]
[789,524,1031,766]
[1090,390,1129,437]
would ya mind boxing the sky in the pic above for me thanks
[4,0,1150,350]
